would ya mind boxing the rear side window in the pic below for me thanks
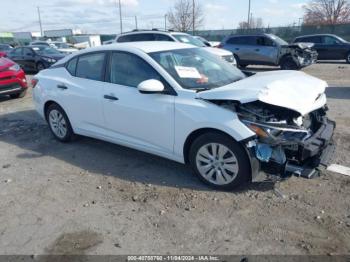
[109,52,161,87]
[76,53,106,81]
[117,33,155,42]
[227,36,256,45]
[66,57,78,76]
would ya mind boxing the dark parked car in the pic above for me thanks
[0,44,13,57]
[293,34,350,63]
[7,45,65,72]
[220,33,318,70]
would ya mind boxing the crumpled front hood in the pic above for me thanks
[284,42,315,49]
[197,70,328,115]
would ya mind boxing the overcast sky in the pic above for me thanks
[0,0,308,34]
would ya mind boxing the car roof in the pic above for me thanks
[295,34,337,38]
[117,30,188,37]
[55,42,196,65]
[85,41,194,53]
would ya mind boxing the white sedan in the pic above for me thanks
[32,42,335,190]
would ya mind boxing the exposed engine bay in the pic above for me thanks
[211,100,336,178]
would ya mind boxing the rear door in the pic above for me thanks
[226,36,259,63]
[58,52,107,134]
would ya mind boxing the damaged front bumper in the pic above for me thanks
[246,117,336,180]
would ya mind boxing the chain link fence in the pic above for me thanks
[196,23,350,43]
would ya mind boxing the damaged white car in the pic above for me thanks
[33,42,336,190]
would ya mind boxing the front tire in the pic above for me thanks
[36,62,45,71]
[346,52,350,64]
[46,103,74,142]
[280,57,298,70]
[189,132,251,190]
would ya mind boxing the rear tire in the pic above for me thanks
[45,103,74,142]
[10,89,27,99]
[280,57,299,70]
[189,132,251,190]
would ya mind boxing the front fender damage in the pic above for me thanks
[208,99,336,180]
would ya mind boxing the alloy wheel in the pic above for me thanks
[49,109,67,139]
[195,143,239,186]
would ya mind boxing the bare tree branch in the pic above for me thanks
[167,0,204,32]
[303,0,350,25]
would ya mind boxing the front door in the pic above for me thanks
[102,51,175,155]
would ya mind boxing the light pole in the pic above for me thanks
[247,0,251,28]
[192,0,195,35]
[164,14,167,31]
[37,6,43,37]
[118,0,123,33]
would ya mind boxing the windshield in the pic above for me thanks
[150,48,245,90]
[269,35,288,46]
[32,46,61,55]
[53,43,70,48]
[172,34,206,47]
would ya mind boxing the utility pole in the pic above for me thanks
[247,0,251,28]
[192,0,195,35]
[117,0,123,33]
[135,16,138,30]
[164,14,167,30]
[37,6,43,37]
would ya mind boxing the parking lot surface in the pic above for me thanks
[0,62,350,255]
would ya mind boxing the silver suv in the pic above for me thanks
[115,30,236,66]
[220,34,317,70]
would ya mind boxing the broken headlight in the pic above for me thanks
[243,120,310,144]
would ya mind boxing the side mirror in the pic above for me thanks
[137,79,164,94]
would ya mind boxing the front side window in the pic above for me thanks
[154,34,174,42]
[150,48,245,90]
[109,52,161,87]
[323,36,340,45]
[11,48,23,56]
[76,53,106,81]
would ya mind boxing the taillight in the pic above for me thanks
[31,78,39,88]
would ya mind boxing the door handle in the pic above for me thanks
[104,95,119,101]
[255,49,260,52]
[235,48,240,50]
[57,84,68,90]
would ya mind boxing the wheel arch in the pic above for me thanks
[183,128,240,164]
[44,100,64,121]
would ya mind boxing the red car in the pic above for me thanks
[0,57,27,98]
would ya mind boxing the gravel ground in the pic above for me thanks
[0,62,349,255]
